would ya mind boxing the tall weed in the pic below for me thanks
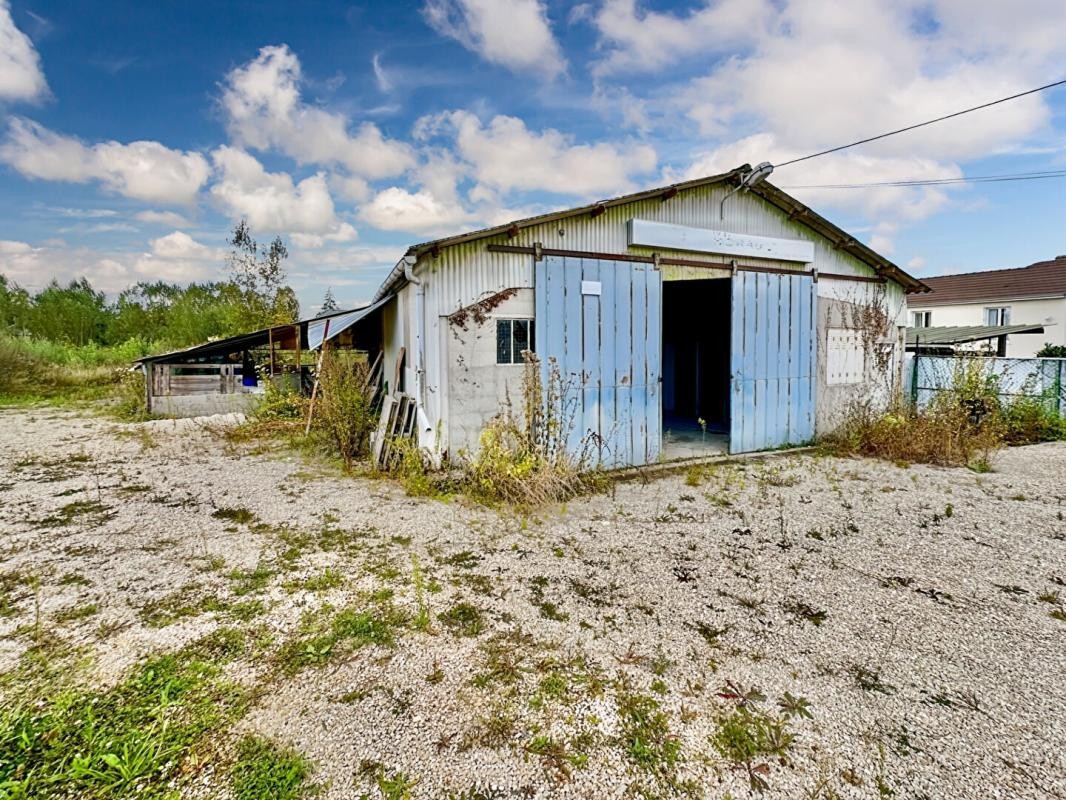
[463,355,603,505]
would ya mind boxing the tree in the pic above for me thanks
[317,287,339,317]
[0,275,31,333]
[28,278,109,345]
[227,219,299,329]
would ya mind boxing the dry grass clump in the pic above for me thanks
[828,359,1004,467]
[463,355,603,506]
[313,349,376,470]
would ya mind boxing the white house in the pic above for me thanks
[369,166,927,467]
[908,256,1066,358]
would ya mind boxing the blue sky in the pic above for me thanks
[1,0,1064,313]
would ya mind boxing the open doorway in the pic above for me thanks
[661,278,731,458]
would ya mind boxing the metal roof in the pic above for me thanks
[133,304,383,364]
[373,166,928,301]
[906,324,1047,347]
[911,256,1066,306]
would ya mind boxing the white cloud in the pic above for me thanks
[134,210,191,227]
[360,186,476,236]
[0,233,224,292]
[618,0,1066,244]
[421,110,657,197]
[0,117,209,204]
[221,44,414,180]
[589,0,772,75]
[422,0,565,78]
[209,146,356,246]
[129,230,226,282]
[371,53,392,93]
[0,0,48,102]
[678,132,960,230]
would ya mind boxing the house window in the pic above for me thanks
[912,310,932,328]
[985,306,1011,326]
[496,319,535,364]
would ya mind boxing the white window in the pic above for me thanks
[826,328,865,385]
[912,310,932,328]
[984,306,1011,326]
[496,319,535,364]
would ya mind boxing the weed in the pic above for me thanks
[616,690,682,775]
[55,603,99,623]
[289,568,344,593]
[525,734,588,780]
[373,768,420,799]
[439,602,484,637]
[783,600,828,626]
[35,500,113,528]
[230,735,315,800]
[461,355,606,506]
[851,666,896,695]
[212,506,257,525]
[691,621,730,646]
[276,599,405,673]
[227,562,275,596]
[711,689,803,792]
[411,554,430,631]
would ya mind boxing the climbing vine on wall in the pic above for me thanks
[447,288,519,331]
[846,285,894,372]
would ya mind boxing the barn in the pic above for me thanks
[370,165,928,466]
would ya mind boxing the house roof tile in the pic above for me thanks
[913,256,1066,306]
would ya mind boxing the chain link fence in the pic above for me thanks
[905,354,1066,413]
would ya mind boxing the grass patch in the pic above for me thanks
[229,735,316,800]
[0,636,248,799]
[616,689,681,776]
[276,599,406,673]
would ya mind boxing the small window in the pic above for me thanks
[912,310,932,328]
[496,319,535,364]
[984,306,1010,326]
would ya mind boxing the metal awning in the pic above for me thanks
[306,295,391,351]
[906,323,1046,347]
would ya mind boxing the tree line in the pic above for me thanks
[0,222,301,351]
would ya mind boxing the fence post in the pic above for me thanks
[910,342,920,409]
[1057,359,1064,417]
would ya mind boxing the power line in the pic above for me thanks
[780,169,1066,189]
[773,78,1066,169]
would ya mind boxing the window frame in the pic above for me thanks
[984,306,1011,326]
[495,317,535,365]
[912,310,932,328]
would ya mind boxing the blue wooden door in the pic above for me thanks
[729,271,816,453]
[535,255,662,467]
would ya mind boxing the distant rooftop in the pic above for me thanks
[912,256,1066,306]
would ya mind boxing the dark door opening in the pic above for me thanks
[662,278,731,457]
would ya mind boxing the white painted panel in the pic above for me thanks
[826,328,865,385]
[628,218,815,263]
[581,280,602,296]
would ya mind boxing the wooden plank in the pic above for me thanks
[581,259,601,462]
[646,264,663,463]
[614,258,633,466]
[631,264,649,465]
[598,260,617,465]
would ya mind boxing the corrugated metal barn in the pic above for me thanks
[371,166,928,466]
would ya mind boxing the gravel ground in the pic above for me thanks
[1,407,1064,799]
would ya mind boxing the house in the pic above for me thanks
[366,166,926,468]
[908,256,1066,358]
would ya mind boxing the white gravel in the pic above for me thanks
[0,407,1064,799]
